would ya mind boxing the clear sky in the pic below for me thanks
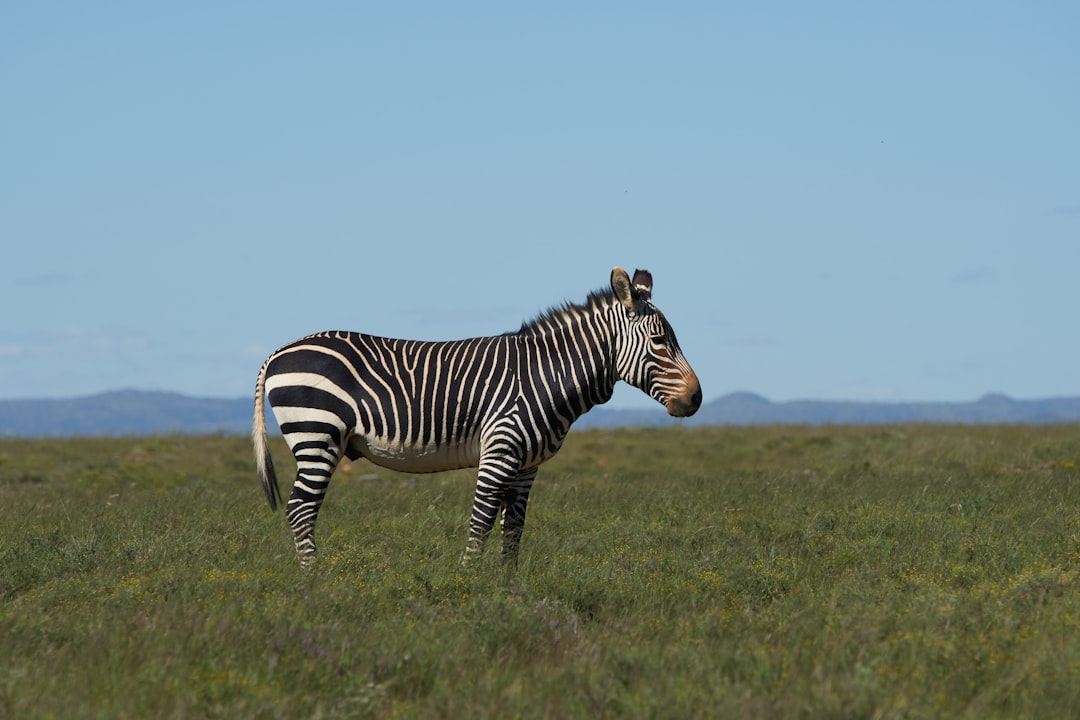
[2,2,1078,409]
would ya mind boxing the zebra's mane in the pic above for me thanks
[515,287,615,337]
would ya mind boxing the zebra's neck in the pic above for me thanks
[515,292,620,427]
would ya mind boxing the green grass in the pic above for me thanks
[1,426,1079,718]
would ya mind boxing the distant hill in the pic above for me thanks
[575,391,1080,429]
[0,390,272,438]
[2,390,1080,437]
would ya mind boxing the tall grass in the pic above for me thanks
[1,426,1078,718]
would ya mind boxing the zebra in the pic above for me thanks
[253,266,701,567]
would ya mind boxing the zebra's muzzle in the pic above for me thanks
[666,379,702,417]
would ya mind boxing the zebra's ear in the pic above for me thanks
[611,266,644,313]
[631,269,653,302]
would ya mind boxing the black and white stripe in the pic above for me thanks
[253,266,701,566]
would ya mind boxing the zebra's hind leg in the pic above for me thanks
[500,468,538,565]
[285,441,344,568]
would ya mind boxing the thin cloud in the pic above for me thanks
[952,267,994,285]
[1050,205,1080,217]
[14,272,82,288]
[3,328,150,357]
[827,384,900,402]
[720,334,786,350]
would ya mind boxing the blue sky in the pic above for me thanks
[2,2,1078,408]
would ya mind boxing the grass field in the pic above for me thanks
[1,425,1078,718]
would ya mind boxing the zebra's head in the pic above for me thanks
[610,267,702,417]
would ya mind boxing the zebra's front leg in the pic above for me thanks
[461,457,522,566]
[500,468,537,565]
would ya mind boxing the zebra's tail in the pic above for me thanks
[253,359,282,511]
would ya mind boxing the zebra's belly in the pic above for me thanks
[348,434,481,473]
